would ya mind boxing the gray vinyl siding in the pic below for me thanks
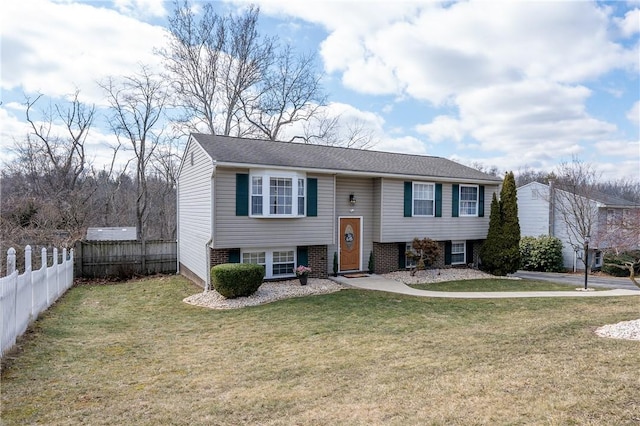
[214,167,334,248]
[379,178,497,242]
[177,141,214,283]
[517,182,550,238]
[372,178,382,241]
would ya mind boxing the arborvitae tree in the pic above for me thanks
[500,171,521,274]
[480,171,521,276]
[479,192,504,275]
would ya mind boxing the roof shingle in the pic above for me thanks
[191,134,502,182]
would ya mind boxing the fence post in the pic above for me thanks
[42,248,49,305]
[53,248,59,300]
[7,248,16,275]
[25,245,33,320]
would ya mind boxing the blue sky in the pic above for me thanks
[1,0,639,180]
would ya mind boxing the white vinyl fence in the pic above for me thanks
[1,245,74,358]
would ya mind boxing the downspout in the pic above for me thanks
[205,239,212,292]
[176,176,181,275]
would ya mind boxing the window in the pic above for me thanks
[242,251,265,267]
[594,250,603,268]
[406,243,417,268]
[249,171,306,217]
[272,250,295,277]
[241,249,296,279]
[251,177,263,215]
[413,183,434,216]
[451,241,466,264]
[459,185,478,216]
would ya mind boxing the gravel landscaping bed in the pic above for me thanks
[382,268,502,285]
[183,278,342,310]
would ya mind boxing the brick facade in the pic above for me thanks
[373,242,400,274]
[210,248,230,267]
[308,245,328,278]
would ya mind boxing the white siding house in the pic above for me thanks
[517,181,639,271]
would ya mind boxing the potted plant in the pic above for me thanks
[294,265,312,285]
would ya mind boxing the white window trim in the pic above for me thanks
[406,242,417,268]
[241,248,296,279]
[412,182,435,217]
[459,185,479,217]
[249,170,306,218]
[451,241,466,265]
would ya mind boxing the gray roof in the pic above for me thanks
[86,227,137,241]
[191,134,502,183]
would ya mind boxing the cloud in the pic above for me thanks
[263,1,638,104]
[627,101,640,124]
[1,0,167,103]
[616,8,640,37]
[113,0,166,19]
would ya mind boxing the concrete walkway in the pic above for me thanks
[330,274,640,299]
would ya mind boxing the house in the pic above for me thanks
[177,134,502,287]
[517,181,639,271]
[85,227,137,241]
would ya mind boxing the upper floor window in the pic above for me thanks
[250,171,306,217]
[413,183,435,216]
[459,185,478,216]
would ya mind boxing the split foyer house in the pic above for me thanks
[177,134,502,287]
[517,181,640,271]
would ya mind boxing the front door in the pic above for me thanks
[339,217,361,271]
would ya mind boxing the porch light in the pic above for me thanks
[349,194,357,206]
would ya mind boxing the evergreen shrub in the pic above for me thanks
[211,263,264,298]
[519,235,563,272]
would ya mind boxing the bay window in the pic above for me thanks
[249,171,306,217]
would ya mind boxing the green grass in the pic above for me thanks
[409,278,605,292]
[2,275,640,425]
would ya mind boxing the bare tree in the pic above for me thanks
[242,45,325,141]
[551,158,601,272]
[160,1,273,137]
[220,4,274,137]
[297,110,377,149]
[101,66,168,241]
[599,208,640,286]
[6,91,98,238]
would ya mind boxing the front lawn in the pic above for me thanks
[2,275,639,425]
[409,278,604,292]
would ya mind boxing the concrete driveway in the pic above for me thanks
[512,270,640,291]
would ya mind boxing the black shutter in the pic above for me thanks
[398,243,406,269]
[452,184,459,217]
[444,241,452,265]
[478,186,485,217]
[307,178,318,217]
[435,183,442,217]
[404,182,412,217]
[466,240,474,265]
[236,174,249,216]
[297,246,309,266]
[228,248,241,263]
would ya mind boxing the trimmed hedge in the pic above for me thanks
[211,263,265,298]
[519,235,564,272]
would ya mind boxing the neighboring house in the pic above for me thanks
[177,134,502,287]
[85,227,137,241]
[517,181,639,271]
